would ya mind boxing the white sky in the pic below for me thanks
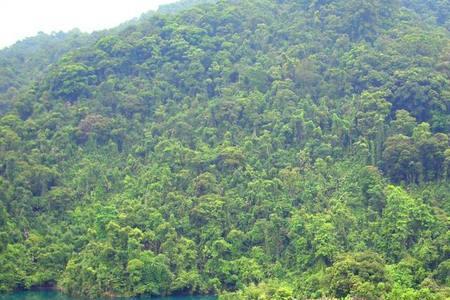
[0,0,177,49]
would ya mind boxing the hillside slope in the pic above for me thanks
[158,0,217,13]
[0,0,449,299]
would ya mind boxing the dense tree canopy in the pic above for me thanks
[0,0,449,299]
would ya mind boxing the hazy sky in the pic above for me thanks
[0,0,177,49]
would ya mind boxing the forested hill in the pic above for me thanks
[0,30,94,103]
[158,0,217,13]
[0,0,449,299]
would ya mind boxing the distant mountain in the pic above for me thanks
[0,30,98,114]
[158,0,217,13]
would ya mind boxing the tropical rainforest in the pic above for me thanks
[0,0,449,299]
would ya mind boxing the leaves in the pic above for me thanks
[0,0,449,298]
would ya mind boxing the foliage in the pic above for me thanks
[0,0,449,298]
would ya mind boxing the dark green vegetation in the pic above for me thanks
[0,0,449,299]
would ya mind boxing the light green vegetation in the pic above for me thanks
[0,0,449,299]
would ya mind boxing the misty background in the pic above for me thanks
[0,0,177,48]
